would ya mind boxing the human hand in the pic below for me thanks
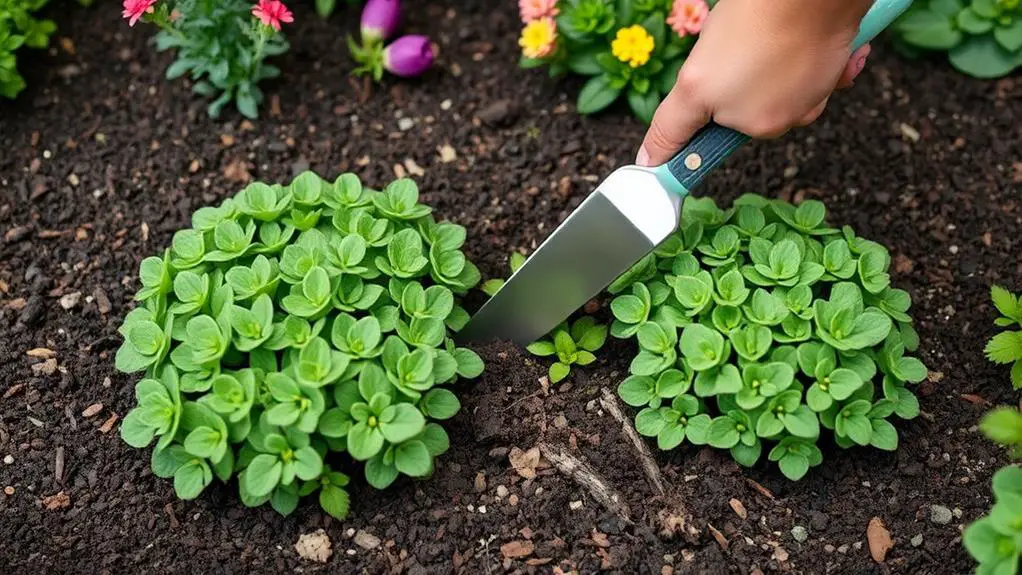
[637,0,873,167]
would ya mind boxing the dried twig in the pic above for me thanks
[538,442,631,522]
[599,388,666,496]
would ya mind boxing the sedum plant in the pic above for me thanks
[895,0,1022,79]
[527,317,608,383]
[121,0,293,119]
[966,408,1022,572]
[0,0,56,98]
[115,172,485,520]
[517,0,712,123]
[614,194,926,480]
[985,285,1022,389]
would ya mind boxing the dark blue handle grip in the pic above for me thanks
[659,0,910,191]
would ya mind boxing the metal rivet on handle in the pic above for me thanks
[684,153,702,171]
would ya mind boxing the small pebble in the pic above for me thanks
[791,526,808,543]
[2,455,13,465]
[496,485,509,498]
[824,544,835,553]
[837,544,849,554]
[930,505,953,525]
[953,507,963,519]
[911,534,924,547]
[440,99,452,110]
[4,487,14,495]
[397,118,414,131]
[569,500,583,510]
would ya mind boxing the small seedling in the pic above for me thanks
[527,317,609,383]
[985,285,1022,389]
[0,0,58,99]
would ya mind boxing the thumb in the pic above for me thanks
[636,80,711,167]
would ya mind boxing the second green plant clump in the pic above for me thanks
[613,194,927,480]
[114,172,484,520]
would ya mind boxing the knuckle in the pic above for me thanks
[646,119,681,151]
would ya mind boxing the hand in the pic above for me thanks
[637,0,872,167]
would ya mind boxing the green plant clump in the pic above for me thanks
[115,172,485,520]
[985,285,1022,389]
[966,407,1022,572]
[895,0,1022,79]
[613,194,927,480]
[0,0,56,99]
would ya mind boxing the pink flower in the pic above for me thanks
[252,0,294,32]
[122,0,157,27]
[667,0,709,37]
[518,0,558,23]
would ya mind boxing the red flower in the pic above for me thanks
[252,0,294,32]
[122,0,157,27]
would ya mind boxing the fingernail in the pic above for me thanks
[856,54,867,73]
[635,146,650,167]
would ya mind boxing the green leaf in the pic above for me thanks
[394,440,432,477]
[244,454,283,497]
[986,331,1022,364]
[293,446,323,481]
[423,389,460,420]
[627,87,660,124]
[707,417,741,449]
[950,34,1021,78]
[870,419,899,451]
[577,75,623,115]
[527,341,557,357]
[380,403,427,443]
[778,453,810,481]
[992,285,1022,322]
[619,375,656,407]
[348,423,385,460]
[897,9,963,49]
[995,18,1022,52]
[365,455,400,489]
[549,362,571,383]
[320,484,350,520]
[635,407,667,437]
[957,7,995,34]
[680,324,726,371]
[980,408,1022,445]
[174,462,210,500]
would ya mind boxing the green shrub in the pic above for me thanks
[612,194,926,480]
[0,0,56,99]
[894,0,1022,79]
[115,172,484,519]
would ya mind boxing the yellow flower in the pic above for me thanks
[611,25,655,68]
[519,18,557,59]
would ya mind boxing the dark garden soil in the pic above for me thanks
[2,1,1021,573]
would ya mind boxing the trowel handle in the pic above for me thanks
[653,0,912,195]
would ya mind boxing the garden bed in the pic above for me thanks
[1,1,1021,573]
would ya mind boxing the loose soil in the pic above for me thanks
[2,1,1021,573]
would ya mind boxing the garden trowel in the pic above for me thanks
[459,0,912,347]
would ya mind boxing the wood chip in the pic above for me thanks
[26,348,56,359]
[82,403,103,418]
[164,503,180,529]
[474,471,486,492]
[590,530,610,548]
[295,529,332,562]
[500,540,534,559]
[707,523,729,551]
[42,491,70,510]
[508,446,541,479]
[3,384,25,399]
[353,530,381,550]
[960,394,991,407]
[32,358,58,376]
[745,478,775,500]
[54,447,64,483]
[729,498,748,520]
[99,414,118,434]
[867,517,893,562]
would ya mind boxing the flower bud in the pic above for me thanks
[383,35,434,78]
[361,0,401,42]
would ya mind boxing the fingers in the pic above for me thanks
[797,97,828,127]
[836,44,870,90]
[636,75,712,167]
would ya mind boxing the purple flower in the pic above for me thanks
[361,0,401,42]
[383,35,435,78]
